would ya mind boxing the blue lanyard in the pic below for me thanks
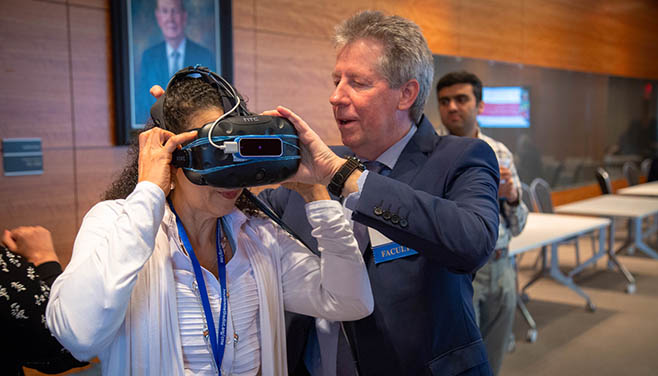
[169,202,228,371]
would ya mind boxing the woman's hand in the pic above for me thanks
[261,106,345,186]
[137,127,197,196]
[282,182,330,202]
[2,226,59,266]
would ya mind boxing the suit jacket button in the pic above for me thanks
[374,207,383,216]
[399,218,408,228]
[391,215,400,224]
[383,211,392,220]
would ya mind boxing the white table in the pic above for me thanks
[556,195,658,295]
[617,181,658,197]
[508,213,610,342]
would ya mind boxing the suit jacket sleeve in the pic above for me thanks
[353,138,500,274]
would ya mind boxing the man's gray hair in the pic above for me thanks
[334,10,434,123]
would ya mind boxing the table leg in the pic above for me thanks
[521,246,548,296]
[633,217,658,259]
[549,243,596,312]
[569,228,607,278]
[606,218,636,292]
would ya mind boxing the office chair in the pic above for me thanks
[595,167,613,194]
[641,158,652,179]
[623,161,640,186]
[529,178,593,269]
[521,182,536,213]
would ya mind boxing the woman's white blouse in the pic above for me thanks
[173,235,261,375]
[46,181,373,375]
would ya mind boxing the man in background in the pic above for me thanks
[135,0,214,123]
[437,70,529,375]
[260,11,500,375]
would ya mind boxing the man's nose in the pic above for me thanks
[330,82,347,106]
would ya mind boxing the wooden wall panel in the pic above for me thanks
[255,0,375,39]
[234,28,258,112]
[75,147,130,229]
[68,0,108,9]
[234,0,255,29]
[0,150,77,267]
[0,0,72,148]
[255,32,341,144]
[377,0,461,57]
[551,177,629,206]
[70,5,114,147]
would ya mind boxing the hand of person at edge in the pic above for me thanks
[2,226,59,266]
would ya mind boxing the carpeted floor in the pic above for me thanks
[501,235,658,376]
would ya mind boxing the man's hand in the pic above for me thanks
[2,226,59,266]
[499,166,519,203]
[262,106,344,186]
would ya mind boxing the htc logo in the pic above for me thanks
[242,117,259,122]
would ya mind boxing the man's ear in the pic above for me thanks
[398,79,420,111]
[477,100,485,115]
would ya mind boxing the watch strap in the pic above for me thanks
[327,156,365,198]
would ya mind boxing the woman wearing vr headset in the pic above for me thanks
[45,71,373,375]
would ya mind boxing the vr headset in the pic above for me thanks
[150,65,300,188]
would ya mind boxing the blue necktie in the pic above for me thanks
[364,160,391,176]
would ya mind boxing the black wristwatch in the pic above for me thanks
[327,156,365,198]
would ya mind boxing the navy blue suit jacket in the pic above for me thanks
[135,39,215,124]
[259,116,500,375]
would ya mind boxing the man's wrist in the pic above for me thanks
[327,156,365,198]
[324,157,347,186]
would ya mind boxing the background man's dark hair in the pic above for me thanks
[436,71,483,104]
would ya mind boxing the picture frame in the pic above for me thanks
[111,0,233,145]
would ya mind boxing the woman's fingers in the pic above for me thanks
[163,130,197,154]
[137,128,197,195]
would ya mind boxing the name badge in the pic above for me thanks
[368,227,418,264]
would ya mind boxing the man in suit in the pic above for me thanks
[259,10,500,376]
[135,0,214,124]
[437,71,528,375]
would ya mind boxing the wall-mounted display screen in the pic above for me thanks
[478,86,530,128]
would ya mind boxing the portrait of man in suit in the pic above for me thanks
[133,0,216,125]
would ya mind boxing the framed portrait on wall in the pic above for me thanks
[111,0,233,145]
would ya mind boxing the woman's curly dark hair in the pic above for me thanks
[103,76,261,216]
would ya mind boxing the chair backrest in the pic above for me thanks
[623,161,640,186]
[641,158,652,178]
[595,167,613,194]
[521,182,537,212]
[530,178,554,213]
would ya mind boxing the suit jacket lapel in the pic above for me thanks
[156,42,170,86]
[389,116,438,184]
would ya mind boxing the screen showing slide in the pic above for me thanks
[477,87,530,128]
